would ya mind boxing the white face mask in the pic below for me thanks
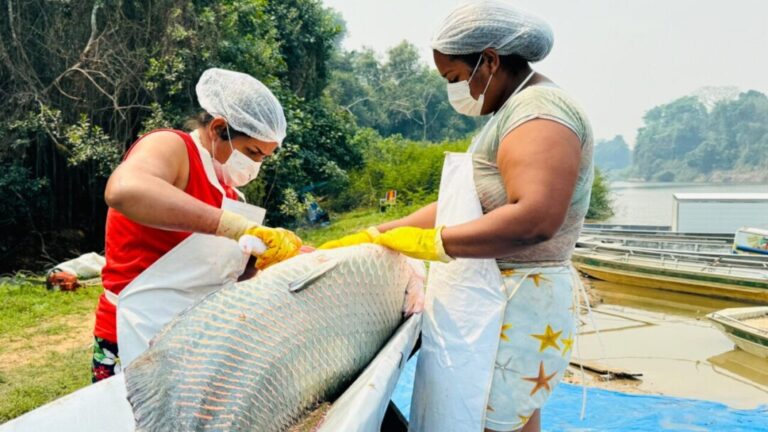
[217,125,262,187]
[447,57,537,117]
[447,56,493,117]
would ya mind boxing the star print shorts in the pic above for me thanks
[485,265,578,432]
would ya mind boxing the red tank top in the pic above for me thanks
[94,129,237,342]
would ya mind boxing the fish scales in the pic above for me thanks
[125,245,419,431]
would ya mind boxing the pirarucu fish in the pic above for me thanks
[125,244,422,431]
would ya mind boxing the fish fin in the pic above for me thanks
[288,259,339,293]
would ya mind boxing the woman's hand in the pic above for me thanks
[244,226,303,270]
[373,226,452,263]
[217,210,302,269]
[317,227,380,250]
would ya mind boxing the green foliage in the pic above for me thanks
[633,91,768,181]
[586,167,613,221]
[0,166,49,231]
[326,41,480,141]
[65,115,122,177]
[245,97,362,225]
[278,188,309,223]
[0,0,353,270]
[265,0,345,99]
[594,135,631,171]
[330,130,469,211]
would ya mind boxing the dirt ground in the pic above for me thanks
[0,314,94,373]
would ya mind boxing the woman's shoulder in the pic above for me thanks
[498,83,591,143]
[124,129,190,160]
[504,84,581,115]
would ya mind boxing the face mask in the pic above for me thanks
[447,58,537,117]
[216,124,262,187]
[447,56,493,117]
[222,148,261,187]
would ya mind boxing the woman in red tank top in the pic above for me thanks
[92,68,303,382]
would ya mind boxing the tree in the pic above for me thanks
[633,90,768,181]
[586,168,613,221]
[633,96,709,181]
[0,0,355,271]
[326,41,480,142]
[594,135,631,171]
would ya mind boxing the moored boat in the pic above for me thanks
[707,307,768,359]
[572,245,768,303]
[733,227,768,256]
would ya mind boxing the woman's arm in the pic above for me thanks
[377,202,437,232]
[441,119,581,258]
[104,131,223,234]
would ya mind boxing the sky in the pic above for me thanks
[323,0,768,146]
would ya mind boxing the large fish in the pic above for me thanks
[125,244,423,431]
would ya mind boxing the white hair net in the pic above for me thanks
[431,0,554,62]
[196,68,287,145]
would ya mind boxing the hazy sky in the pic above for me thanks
[323,0,768,146]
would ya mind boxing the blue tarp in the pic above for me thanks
[392,355,768,431]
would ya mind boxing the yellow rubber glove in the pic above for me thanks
[373,226,452,263]
[216,210,302,270]
[318,227,381,250]
[244,226,303,270]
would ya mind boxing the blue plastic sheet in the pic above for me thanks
[392,355,768,431]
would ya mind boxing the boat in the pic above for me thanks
[733,227,768,255]
[707,307,768,359]
[572,244,768,303]
[578,232,736,256]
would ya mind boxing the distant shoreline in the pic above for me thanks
[606,170,768,185]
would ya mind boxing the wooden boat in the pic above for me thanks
[707,307,768,359]
[572,245,768,303]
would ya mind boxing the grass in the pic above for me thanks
[0,279,101,423]
[0,278,102,342]
[0,203,427,424]
[0,347,92,423]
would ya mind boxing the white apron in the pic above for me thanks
[108,131,266,368]
[409,152,506,431]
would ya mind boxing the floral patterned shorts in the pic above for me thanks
[92,337,121,382]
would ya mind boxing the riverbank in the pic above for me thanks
[606,181,768,226]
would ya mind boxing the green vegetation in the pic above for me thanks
[327,41,481,142]
[0,0,359,271]
[586,168,614,221]
[594,135,631,172]
[0,280,100,342]
[0,0,480,272]
[0,347,92,423]
[0,280,102,422]
[328,132,470,212]
[633,90,768,182]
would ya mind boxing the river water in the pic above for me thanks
[605,181,768,226]
[576,181,768,409]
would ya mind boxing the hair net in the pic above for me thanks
[196,68,287,145]
[431,0,554,62]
